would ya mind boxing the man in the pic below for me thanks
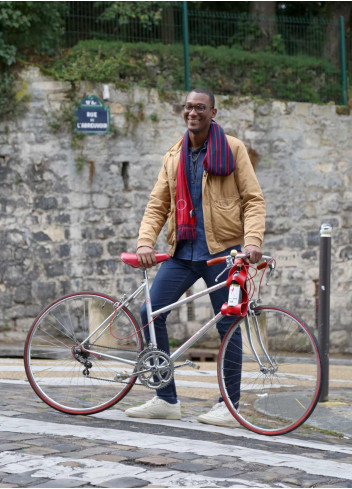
[125,88,265,427]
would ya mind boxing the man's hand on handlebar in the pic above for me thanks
[136,246,157,268]
[243,245,262,264]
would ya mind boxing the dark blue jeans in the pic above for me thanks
[140,257,242,405]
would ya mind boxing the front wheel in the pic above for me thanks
[24,292,143,415]
[218,306,322,436]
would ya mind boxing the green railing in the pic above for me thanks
[63,3,349,105]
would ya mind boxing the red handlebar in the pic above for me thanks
[206,257,227,266]
[207,256,270,270]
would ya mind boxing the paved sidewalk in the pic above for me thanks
[0,344,351,439]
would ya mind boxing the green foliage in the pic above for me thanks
[0,1,67,120]
[96,1,168,28]
[169,338,180,348]
[0,2,68,63]
[75,155,88,173]
[47,40,341,104]
[0,69,15,116]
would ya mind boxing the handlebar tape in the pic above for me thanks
[206,256,227,266]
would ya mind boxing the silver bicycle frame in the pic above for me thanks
[149,277,228,358]
[79,266,268,367]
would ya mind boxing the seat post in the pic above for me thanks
[142,268,158,348]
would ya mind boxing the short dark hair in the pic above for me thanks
[188,88,215,108]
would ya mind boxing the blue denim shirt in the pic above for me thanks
[174,142,240,261]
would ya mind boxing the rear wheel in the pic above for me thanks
[218,306,322,435]
[24,292,143,415]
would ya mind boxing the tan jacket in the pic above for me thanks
[137,135,265,256]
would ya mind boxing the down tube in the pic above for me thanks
[170,313,224,362]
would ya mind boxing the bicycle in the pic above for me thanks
[24,250,322,436]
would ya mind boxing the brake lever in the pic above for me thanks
[215,256,234,283]
[266,262,275,285]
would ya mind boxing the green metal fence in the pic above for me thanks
[64,2,349,105]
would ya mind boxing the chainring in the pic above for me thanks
[136,348,174,390]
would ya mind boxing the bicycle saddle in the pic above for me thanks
[120,252,170,268]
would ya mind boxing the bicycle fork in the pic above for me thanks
[245,312,277,375]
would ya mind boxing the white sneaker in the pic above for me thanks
[125,396,181,420]
[197,402,237,427]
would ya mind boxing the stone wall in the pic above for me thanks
[0,66,351,353]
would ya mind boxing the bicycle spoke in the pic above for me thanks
[219,306,322,435]
[24,293,143,414]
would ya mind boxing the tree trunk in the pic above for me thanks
[324,2,352,66]
[250,1,277,41]
[161,5,175,44]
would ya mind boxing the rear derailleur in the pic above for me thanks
[72,346,92,376]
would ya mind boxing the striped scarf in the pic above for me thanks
[176,121,236,242]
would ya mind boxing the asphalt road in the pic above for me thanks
[0,357,352,488]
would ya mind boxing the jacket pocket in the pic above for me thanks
[167,209,176,245]
[211,197,243,241]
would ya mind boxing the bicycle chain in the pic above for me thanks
[79,346,174,389]
[82,374,130,384]
[79,345,139,384]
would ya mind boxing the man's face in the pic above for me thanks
[183,92,217,134]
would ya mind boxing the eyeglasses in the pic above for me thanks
[183,104,214,114]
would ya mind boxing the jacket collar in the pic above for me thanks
[167,138,183,155]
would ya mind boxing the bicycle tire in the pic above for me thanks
[218,305,322,436]
[24,292,143,415]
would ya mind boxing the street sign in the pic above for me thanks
[75,95,110,134]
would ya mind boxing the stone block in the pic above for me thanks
[34,480,86,488]
[34,197,58,210]
[57,213,71,224]
[108,241,128,256]
[110,103,126,114]
[81,228,94,240]
[92,193,110,209]
[136,455,178,466]
[31,80,71,92]
[85,210,104,223]
[284,233,304,249]
[44,261,64,278]
[170,461,212,472]
[199,468,241,478]
[2,471,45,486]
[95,227,115,239]
[339,246,352,260]
[330,330,349,349]
[307,231,320,247]
[84,242,103,258]
[3,264,25,286]
[34,282,56,301]
[257,103,272,116]
[59,244,70,257]
[100,477,149,488]
[14,285,31,303]
[96,259,118,275]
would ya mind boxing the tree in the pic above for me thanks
[322,1,352,64]
[97,2,166,29]
[249,2,277,49]
[0,1,67,66]
[0,2,68,117]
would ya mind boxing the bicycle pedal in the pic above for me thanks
[114,371,130,381]
[186,360,200,369]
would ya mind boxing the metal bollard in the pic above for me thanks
[318,223,332,402]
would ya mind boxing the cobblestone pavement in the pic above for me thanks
[0,357,351,488]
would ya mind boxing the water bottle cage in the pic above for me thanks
[221,260,248,317]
